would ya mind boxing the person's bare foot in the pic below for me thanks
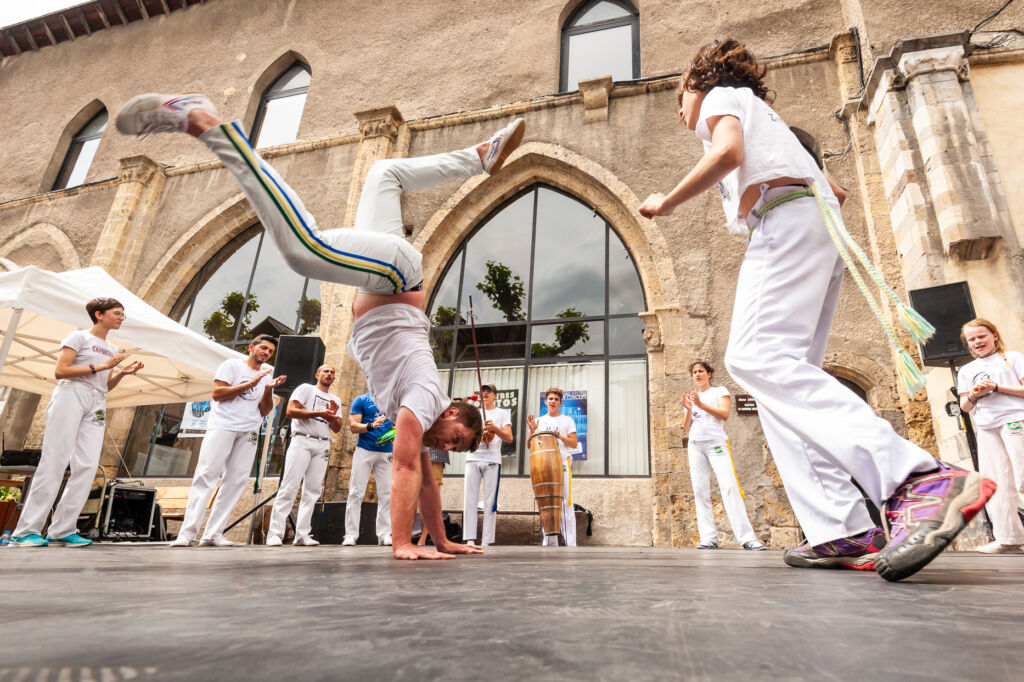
[393,543,455,560]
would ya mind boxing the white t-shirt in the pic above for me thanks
[957,351,1024,430]
[61,330,117,393]
[207,358,274,432]
[696,86,831,235]
[467,406,511,464]
[347,304,451,434]
[289,383,342,439]
[686,386,730,442]
[534,413,577,461]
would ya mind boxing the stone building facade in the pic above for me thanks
[1,0,1021,547]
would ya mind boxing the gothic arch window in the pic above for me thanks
[52,109,107,190]
[429,184,649,477]
[120,224,321,478]
[560,0,640,92]
[251,62,311,148]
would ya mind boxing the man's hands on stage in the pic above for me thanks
[639,192,674,218]
[266,374,287,389]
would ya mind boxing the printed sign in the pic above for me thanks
[179,400,211,437]
[539,390,587,460]
[735,394,758,415]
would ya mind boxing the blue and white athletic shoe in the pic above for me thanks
[9,533,48,547]
[47,533,93,547]
[116,92,217,138]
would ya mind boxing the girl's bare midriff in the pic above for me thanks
[353,291,425,319]
[739,176,807,218]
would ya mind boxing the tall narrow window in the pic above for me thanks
[251,63,311,148]
[560,0,640,92]
[53,110,107,190]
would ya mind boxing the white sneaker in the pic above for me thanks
[976,540,1024,554]
[265,535,283,547]
[293,536,320,546]
[169,535,194,548]
[198,535,236,547]
[481,118,525,174]
[378,534,392,547]
[116,92,217,138]
[743,540,768,551]
[466,540,480,547]
[341,537,357,546]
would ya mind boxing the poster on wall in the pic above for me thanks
[179,400,211,437]
[468,389,519,458]
[538,390,587,460]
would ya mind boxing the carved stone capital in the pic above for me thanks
[638,310,663,352]
[578,75,614,124]
[117,155,164,186]
[897,45,968,83]
[355,105,405,142]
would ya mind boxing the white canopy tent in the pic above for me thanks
[0,265,246,408]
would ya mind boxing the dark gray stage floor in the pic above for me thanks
[2,545,1023,681]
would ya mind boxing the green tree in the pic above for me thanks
[531,307,590,358]
[203,291,259,342]
[296,297,322,334]
[476,260,525,322]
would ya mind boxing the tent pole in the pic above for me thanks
[0,307,24,369]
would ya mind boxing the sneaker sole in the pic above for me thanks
[486,120,525,174]
[783,552,877,571]
[875,474,996,582]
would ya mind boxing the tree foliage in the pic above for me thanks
[203,291,259,342]
[531,307,590,358]
[476,260,525,322]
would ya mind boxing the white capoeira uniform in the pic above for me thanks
[697,86,937,546]
[177,358,273,543]
[464,406,510,545]
[343,392,394,543]
[685,385,757,546]
[535,413,578,547]
[14,330,115,540]
[958,351,1024,546]
[201,121,482,294]
[267,383,341,543]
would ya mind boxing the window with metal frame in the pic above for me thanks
[52,110,108,190]
[559,0,640,92]
[428,184,650,478]
[251,62,311,148]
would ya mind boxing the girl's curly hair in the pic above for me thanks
[678,39,774,108]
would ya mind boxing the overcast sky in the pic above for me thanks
[1,1,84,29]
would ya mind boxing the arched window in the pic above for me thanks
[429,184,649,477]
[251,63,311,148]
[560,0,640,92]
[120,224,321,478]
[53,109,107,190]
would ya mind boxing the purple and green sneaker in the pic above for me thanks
[874,463,997,582]
[783,527,886,571]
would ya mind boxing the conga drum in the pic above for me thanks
[528,431,563,536]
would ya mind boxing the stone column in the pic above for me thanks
[321,106,407,499]
[90,156,166,285]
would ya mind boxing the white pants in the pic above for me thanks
[977,422,1024,545]
[344,446,392,541]
[463,461,501,545]
[178,428,258,542]
[542,458,576,547]
[203,122,482,294]
[688,439,756,545]
[724,187,937,546]
[267,434,330,541]
[14,381,106,539]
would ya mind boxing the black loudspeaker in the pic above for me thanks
[309,501,380,544]
[908,282,977,367]
[273,335,326,396]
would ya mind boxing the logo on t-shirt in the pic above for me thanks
[248,432,258,443]
[90,345,114,358]
[240,383,262,401]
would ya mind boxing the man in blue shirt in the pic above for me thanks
[343,392,394,545]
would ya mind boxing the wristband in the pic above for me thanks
[993,386,999,393]
[89,364,96,374]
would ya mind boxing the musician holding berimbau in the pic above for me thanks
[463,384,513,547]
[527,387,578,547]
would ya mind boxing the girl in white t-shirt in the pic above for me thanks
[682,361,764,550]
[958,318,1024,553]
[11,297,142,547]
[639,38,994,581]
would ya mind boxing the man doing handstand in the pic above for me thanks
[116,93,524,559]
